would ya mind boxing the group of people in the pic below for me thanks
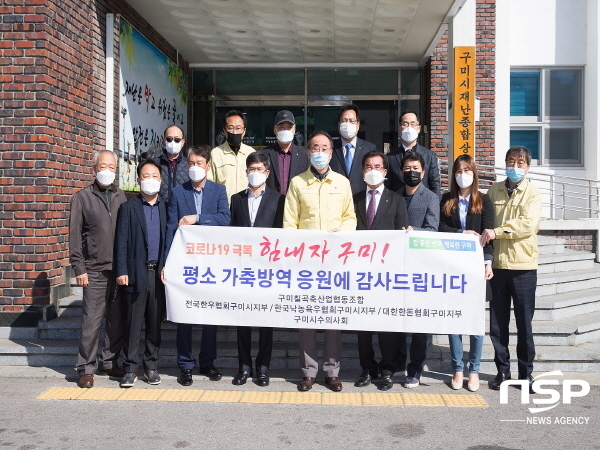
[70,106,541,394]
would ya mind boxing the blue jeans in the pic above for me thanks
[448,334,483,373]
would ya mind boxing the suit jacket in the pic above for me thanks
[259,143,309,194]
[230,186,285,228]
[400,183,439,231]
[114,196,167,293]
[385,143,441,197]
[165,180,231,254]
[330,137,377,194]
[439,191,494,262]
[353,187,408,231]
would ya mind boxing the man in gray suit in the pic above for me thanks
[394,151,439,388]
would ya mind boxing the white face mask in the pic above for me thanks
[339,122,358,140]
[401,126,419,143]
[140,178,161,195]
[276,129,294,144]
[363,170,385,187]
[455,173,474,189]
[165,140,182,155]
[96,169,115,187]
[247,172,267,188]
[189,166,206,183]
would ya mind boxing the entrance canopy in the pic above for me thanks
[126,0,463,66]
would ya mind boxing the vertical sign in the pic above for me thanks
[453,46,475,161]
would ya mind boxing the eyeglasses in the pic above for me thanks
[247,167,266,173]
[400,121,419,127]
[340,119,358,124]
[308,146,332,153]
[506,159,528,168]
[165,137,183,143]
[365,164,384,171]
[225,126,245,133]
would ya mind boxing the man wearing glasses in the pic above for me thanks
[154,125,189,203]
[283,131,357,392]
[208,109,255,204]
[330,104,377,194]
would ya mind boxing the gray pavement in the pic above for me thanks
[0,367,597,450]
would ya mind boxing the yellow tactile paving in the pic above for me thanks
[36,388,83,400]
[158,389,205,402]
[198,389,242,403]
[239,391,282,404]
[118,389,165,401]
[321,392,363,405]
[442,394,488,408]
[77,388,123,401]
[362,392,404,406]
[401,393,445,406]
[280,391,321,404]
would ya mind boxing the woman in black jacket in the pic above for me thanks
[439,154,493,392]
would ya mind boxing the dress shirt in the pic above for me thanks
[365,184,385,215]
[142,196,161,262]
[277,146,292,195]
[193,185,204,224]
[342,137,357,159]
[458,194,470,230]
[246,187,265,227]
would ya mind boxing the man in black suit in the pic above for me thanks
[115,159,167,388]
[385,109,441,197]
[330,104,377,194]
[353,151,409,391]
[229,152,285,387]
[259,110,309,195]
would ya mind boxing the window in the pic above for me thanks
[510,68,583,165]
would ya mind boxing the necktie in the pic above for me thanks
[367,189,377,229]
[344,143,353,175]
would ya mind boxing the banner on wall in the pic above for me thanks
[164,227,486,335]
[118,18,188,191]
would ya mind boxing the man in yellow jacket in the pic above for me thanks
[284,130,357,392]
[480,146,541,394]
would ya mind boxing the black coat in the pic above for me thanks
[154,151,190,203]
[330,138,377,195]
[114,196,167,293]
[384,144,441,197]
[353,188,408,231]
[230,187,285,228]
[259,144,309,194]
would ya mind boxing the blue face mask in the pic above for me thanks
[311,152,330,170]
[506,167,526,183]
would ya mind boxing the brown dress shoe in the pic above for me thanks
[77,374,94,388]
[298,377,316,392]
[325,377,343,392]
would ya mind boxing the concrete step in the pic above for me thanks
[56,295,83,317]
[531,288,600,320]
[0,327,38,340]
[537,236,565,255]
[1,338,597,372]
[537,248,596,274]
[536,266,600,296]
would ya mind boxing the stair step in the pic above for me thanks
[534,288,600,320]
[0,327,38,340]
[536,267,600,296]
[537,236,565,255]
[538,249,596,274]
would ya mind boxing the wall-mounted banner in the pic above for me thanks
[453,45,476,161]
[118,18,188,191]
[165,227,486,335]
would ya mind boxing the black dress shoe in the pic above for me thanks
[199,365,222,381]
[378,374,394,391]
[354,371,372,388]
[232,370,252,386]
[490,372,511,390]
[520,374,535,394]
[179,369,193,386]
[256,372,270,387]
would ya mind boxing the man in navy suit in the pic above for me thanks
[385,109,441,197]
[330,104,377,194]
[394,151,439,389]
[165,145,231,386]
[259,110,309,195]
[229,152,285,387]
[353,151,409,391]
[115,159,167,388]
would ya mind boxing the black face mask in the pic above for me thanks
[226,132,243,148]
[403,170,422,187]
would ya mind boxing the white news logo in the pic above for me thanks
[499,370,590,413]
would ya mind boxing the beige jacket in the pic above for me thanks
[207,141,255,204]
[488,178,541,270]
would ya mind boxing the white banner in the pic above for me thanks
[165,227,486,335]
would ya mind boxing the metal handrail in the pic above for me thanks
[439,160,600,219]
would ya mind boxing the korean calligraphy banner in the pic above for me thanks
[453,45,476,161]
[165,227,486,335]
[118,18,188,191]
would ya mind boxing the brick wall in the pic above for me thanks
[0,0,191,323]
[539,231,598,254]
[428,0,496,189]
